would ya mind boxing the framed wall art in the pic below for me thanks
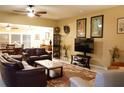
[35,34,40,40]
[117,17,124,34]
[76,18,86,38]
[91,15,104,38]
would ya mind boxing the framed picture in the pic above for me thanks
[91,15,104,38]
[117,17,124,34]
[76,18,86,38]
[35,34,40,40]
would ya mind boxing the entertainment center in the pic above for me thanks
[71,38,94,69]
[71,55,91,69]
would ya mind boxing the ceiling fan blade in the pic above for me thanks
[13,10,26,13]
[36,11,47,14]
[35,13,41,17]
[11,27,19,29]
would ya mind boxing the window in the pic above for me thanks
[0,34,9,48]
[0,23,53,49]
[11,34,21,44]
[23,35,31,48]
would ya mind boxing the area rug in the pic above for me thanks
[47,62,96,87]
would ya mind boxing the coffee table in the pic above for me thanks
[35,60,63,80]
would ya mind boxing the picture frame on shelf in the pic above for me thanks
[76,18,86,38]
[117,17,124,34]
[91,15,104,38]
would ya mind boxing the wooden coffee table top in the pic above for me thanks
[35,60,63,69]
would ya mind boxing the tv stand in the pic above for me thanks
[71,54,91,69]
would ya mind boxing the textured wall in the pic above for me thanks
[58,6,124,67]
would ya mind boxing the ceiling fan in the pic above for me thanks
[0,23,19,30]
[13,5,47,17]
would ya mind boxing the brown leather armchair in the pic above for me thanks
[0,55,47,87]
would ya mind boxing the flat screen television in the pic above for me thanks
[75,38,94,56]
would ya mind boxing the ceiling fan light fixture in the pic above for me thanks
[26,5,34,12]
[27,12,35,17]
[6,24,11,31]
[6,27,11,31]
[13,5,47,18]
[26,5,35,17]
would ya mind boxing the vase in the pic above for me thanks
[49,40,52,45]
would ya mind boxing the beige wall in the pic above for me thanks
[58,6,124,67]
[0,11,57,27]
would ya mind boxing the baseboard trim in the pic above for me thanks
[53,58,108,71]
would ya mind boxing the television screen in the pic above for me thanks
[75,38,94,53]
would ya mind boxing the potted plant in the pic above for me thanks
[63,45,70,57]
[109,47,120,62]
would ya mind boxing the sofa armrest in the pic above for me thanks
[45,51,52,60]
[16,68,47,87]
[22,52,30,57]
[48,52,52,55]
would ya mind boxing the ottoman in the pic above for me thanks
[69,77,90,87]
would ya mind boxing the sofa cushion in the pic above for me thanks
[40,55,50,59]
[36,48,47,56]
[24,48,36,56]
[2,53,10,60]
[2,53,21,63]
[29,56,41,60]
[10,55,23,61]
[0,59,24,71]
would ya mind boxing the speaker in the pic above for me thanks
[64,26,70,34]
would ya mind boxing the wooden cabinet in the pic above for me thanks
[53,34,61,59]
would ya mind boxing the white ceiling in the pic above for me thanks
[0,5,117,20]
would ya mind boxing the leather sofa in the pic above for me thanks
[0,54,47,87]
[23,48,52,66]
[69,71,124,87]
